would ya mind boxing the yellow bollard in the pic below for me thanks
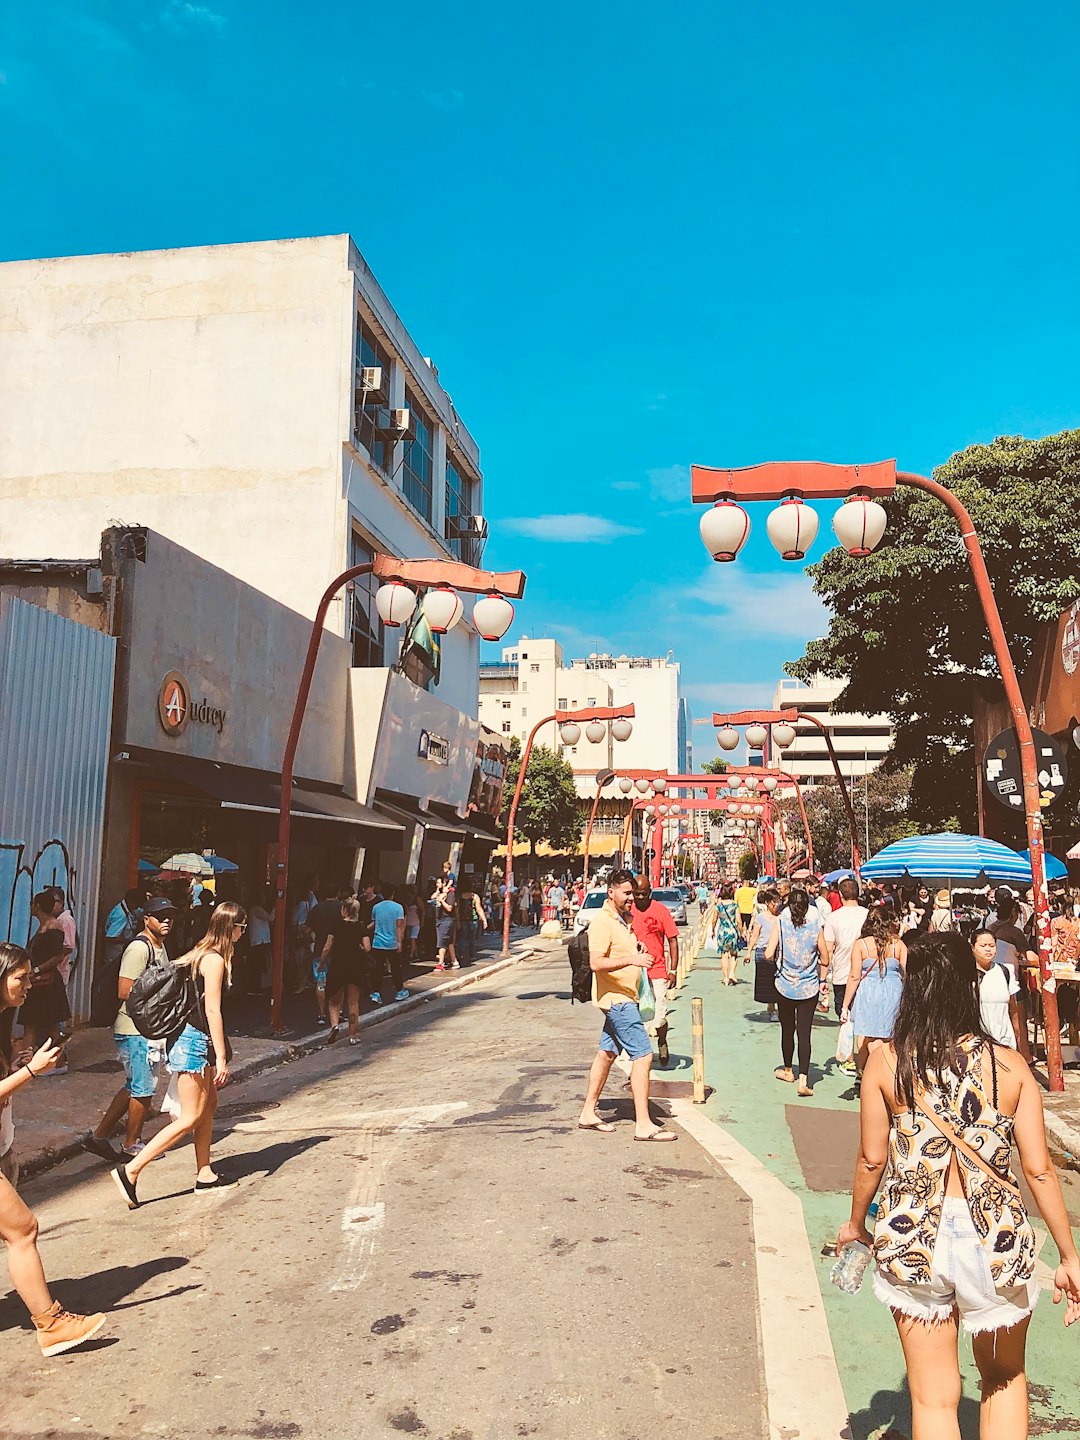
[692,996,706,1104]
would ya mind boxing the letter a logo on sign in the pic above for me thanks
[158,671,191,736]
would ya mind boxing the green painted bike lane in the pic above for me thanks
[662,944,1080,1439]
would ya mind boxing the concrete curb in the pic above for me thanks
[19,945,544,1182]
[1043,1107,1080,1169]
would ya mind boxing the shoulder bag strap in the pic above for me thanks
[882,1048,1021,1198]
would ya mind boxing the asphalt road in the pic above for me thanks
[1,951,767,1440]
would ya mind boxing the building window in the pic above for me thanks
[502,701,511,709]
[502,722,511,733]
[355,315,392,473]
[557,696,567,708]
[530,664,540,674]
[402,386,434,524]
[349,531,386,668]
[587,696,596,706]
[445,455,485,566]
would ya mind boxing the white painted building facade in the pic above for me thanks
[480,638,691,798]
[771,674,893,786]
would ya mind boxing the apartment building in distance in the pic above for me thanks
[772,674,893,785]
[480,637,691,798]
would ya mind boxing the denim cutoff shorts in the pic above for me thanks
[873,1196,1039,1335]
[167,1024,210,1075]
[114,1033,158,1099]
[312,955,329,988]
[599,1001,653,1061]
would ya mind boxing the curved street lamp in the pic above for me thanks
[691,455,1065,1092]
[271,553,524,1032]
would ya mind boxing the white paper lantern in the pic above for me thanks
[740,804,752,815]
[833,496,887,557]
[766,496,820,561]
[375,580,417,627]
[771,722,796,749]
[716,725,740,751]
[657,804,669,817]
[644,804,655,817]
[559,722,581,746]
[471,591,515,641]
[700,500,751,562]
[762,776,778,792]
[668,802,680,813]
[745,723,768,748]
[636,778,651,794]
[420,584,464,634]
[585,720,606,744]
[651,776,667,793]
[744,775,759,791]
[611,717,633,742]
[618,777,634,794]
[727,776,741,791]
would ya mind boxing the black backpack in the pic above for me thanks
[125,946,197,1040]
[89,949,129,1028]
[568,929,593,1004]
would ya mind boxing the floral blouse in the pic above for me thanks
[873,1039,1036,1289]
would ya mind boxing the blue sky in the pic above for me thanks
[3,2,1080,762]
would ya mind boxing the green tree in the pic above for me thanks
[700,756,729,827]
[778,766,922,871]
[788,431,1080,835]
[500,738,582,857]
[737,851,757,881]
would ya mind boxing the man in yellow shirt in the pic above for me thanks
[577,870,677,1143]
[735,880,758,938]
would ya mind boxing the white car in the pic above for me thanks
[573,889,608,936]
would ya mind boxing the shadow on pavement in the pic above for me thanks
[0,1254,192,1335]
[847,1380,979,1440]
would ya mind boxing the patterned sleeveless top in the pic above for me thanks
[873,1039,1036,1289]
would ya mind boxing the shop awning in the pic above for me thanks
[373,792,468,840]
[120,749,404,841]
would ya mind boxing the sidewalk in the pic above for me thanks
[12,929,547,1180]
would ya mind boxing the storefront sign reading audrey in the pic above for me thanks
[158,670,227,737]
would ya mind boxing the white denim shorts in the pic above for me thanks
[873,1196,1039,1335]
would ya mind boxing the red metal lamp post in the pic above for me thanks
[693,456,1063,1092]
[271,553,525,1033]
[502,705,634,955]
[581,769,618,893]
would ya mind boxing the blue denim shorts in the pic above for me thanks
[114,1033,158,1099]
[312,956,329,987]
[599,1002,653,1061]
[167,1024,209,1074]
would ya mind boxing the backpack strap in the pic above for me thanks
[882,1047,1021,1198]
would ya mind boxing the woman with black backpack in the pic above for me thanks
[111,901,246,1209]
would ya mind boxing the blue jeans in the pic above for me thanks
[459,918,478,963]
[598,1002,653,1061]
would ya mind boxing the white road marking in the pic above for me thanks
[328,1101,469,1292]
[669,1100,852,1440]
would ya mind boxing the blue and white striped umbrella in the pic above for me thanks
[860,833,1033,886]
[1017,849,1068,881]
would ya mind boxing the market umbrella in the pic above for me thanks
[860,833,1032,886]
[1068,839,1080,861]
[1017,849,1068,881]
[203,854,239,874]
[159,852,215,877]
[821,868,855,884]
[137,858,158,874]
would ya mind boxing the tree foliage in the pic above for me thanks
[778,766,924,872]
[500,738,582,853]
[737,851,757,881]
[788,431,1080,832]
[700,756,730,827]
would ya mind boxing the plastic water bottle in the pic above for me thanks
[830,1202,879,1294]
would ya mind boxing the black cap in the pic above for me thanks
[144,895,177,917]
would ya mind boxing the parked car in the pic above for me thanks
[572,889,608,936]
[651,887,688,926]
[678,882,695,905]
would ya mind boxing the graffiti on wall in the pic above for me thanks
[0,838,76,948]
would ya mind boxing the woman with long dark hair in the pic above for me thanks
[838,931,1080,1440]
[765,886,827,1097]
[0,943,107,1354]
[16,892,70,1053]
[111,902,246,1209]
[842,905,906,1072]
[746,888,782,1018]
[711,882,742,986]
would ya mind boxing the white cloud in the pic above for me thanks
[162,1,226,29]
[610,480,642,492]
[686,563,829,641]
[499,514,644,543]
[684,681,781,714]
[646,464,690,503]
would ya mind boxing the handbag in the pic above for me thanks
[835,1019,855,1065]
[636,966,656,1024]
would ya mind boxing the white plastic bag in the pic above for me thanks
[636,967,656,1024]
[160,1071,182,1119]
[835,1019,855,1065]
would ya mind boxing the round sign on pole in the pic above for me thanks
[983,727,1067,812]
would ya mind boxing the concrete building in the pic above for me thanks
[772,674,893,786]
[0,237,509,971]
[480,638,690,798]
[0,234,485,719]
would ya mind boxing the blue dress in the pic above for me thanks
[850,942,903,1038]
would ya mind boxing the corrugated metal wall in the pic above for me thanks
[0,596,116,1020]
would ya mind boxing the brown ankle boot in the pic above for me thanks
[32,1300,107,1357]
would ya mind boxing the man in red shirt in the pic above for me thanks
[630,876,679,1066]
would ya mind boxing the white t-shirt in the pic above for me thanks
[979,962,1019,1047]
[822,905,869,985]
[0,1096,14,1157]
[814,897,832,926]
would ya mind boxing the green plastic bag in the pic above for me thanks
[637,966,656,1024]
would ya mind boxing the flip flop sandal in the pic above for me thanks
[634,1130,677,1142]
[798,1084,814,1097]
[578,1120,615,1133]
